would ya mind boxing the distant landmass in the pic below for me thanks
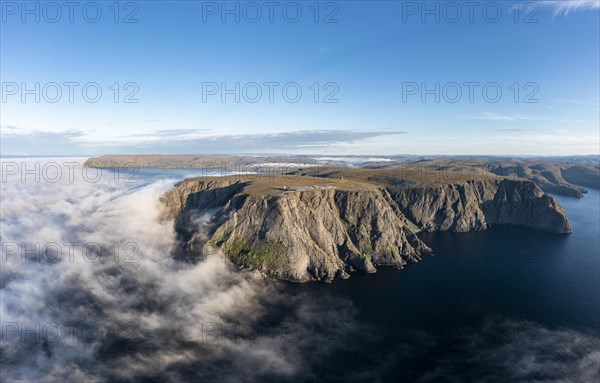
[86,154,600,197]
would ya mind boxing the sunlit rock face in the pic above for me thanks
[389,179,571,234]
[163,176,570,283]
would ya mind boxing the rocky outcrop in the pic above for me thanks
[482,162,586,197]
[561,164,600,190]
[160,179,247,230]
[161,177,571,282]
[388,179,571,233]
[384,159,599,198]
[211,188,430,282]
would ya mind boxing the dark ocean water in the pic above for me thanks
[275,187,600,382]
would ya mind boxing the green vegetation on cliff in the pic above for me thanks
[220,238,289,270]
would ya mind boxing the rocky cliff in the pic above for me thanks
[161,179,247,230]
[388,179,572,233]
[160,176,571,282]
[161,178,430,282]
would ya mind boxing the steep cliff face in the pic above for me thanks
[160,179,247,230]
[161,177,571,282]
[388,179,571,233]
[211,189,430,282]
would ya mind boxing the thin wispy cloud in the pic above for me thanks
[0,129,87,156]
[555,97,600,106]
[495,133,600,147]
[0,125,21,134]
[129,129,215,138]
[468,112,547,122]
[154,129,212,136]
[1,129,408,156]
[318,45,331,54]
[537,0,600,17]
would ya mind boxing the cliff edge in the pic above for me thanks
[160,173,571,282]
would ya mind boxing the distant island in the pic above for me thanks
[85,154,598,283]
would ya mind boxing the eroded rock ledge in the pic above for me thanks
[388,179,571,233]
[160,174,571,282]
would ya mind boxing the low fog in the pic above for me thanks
[0,159,356,382]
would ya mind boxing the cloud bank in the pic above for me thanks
[0,127,406,156]
[0,159,357,382]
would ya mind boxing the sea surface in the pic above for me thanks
[282,187,600,381]
[1,160,598,382]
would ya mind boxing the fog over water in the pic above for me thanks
[1,158,598,382]
[0,159,358,382]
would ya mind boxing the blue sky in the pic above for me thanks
[1,0,599,155]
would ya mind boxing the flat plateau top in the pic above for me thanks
[177,166,504,196]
